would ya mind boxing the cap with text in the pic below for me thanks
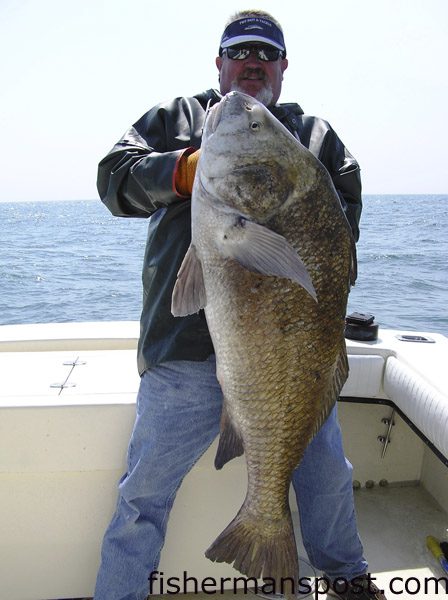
[219,17,286,55]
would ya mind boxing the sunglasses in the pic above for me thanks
[222,45,284,62]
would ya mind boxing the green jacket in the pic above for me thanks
[97,89,362,375]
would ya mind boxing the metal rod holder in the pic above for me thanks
[49,356,86,395]
[378,409,395,458]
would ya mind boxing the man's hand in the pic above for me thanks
[175,149,201,196]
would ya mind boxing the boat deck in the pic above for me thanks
[159,484,448,599]
[47,484,447,599]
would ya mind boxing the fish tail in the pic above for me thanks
[205,505,298,583]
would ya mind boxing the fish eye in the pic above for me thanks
[250,121,261,131]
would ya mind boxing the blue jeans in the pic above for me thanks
[94,357,367,600]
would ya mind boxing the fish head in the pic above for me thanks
[197,91,318,223]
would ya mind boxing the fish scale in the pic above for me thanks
[171,91,356,585]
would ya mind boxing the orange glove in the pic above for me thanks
[174,149,201,196]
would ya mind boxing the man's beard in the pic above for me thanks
[230,77,274,107]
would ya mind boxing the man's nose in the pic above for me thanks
[244,49,263,64]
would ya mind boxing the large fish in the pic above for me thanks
[171,91,356,584]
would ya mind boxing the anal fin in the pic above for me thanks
[214,402,244,470]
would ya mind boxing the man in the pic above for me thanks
[94,10,386,600]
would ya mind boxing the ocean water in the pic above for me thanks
[0,195,447,336]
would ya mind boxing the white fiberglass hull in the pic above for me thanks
[1,322,447,599]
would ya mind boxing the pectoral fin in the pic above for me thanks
[218,217,317,302]
[171,244,207,316]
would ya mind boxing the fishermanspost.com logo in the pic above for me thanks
[147,570,448,596]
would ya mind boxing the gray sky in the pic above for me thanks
[1,0,447,201]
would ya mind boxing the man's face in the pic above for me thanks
[215,45,288,106]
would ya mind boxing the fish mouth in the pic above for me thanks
[203,99,222,135]
[204,91,262,137]
[203,93,237,135]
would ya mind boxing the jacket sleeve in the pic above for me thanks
[97,102,192,218]
[320,125,363,242]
